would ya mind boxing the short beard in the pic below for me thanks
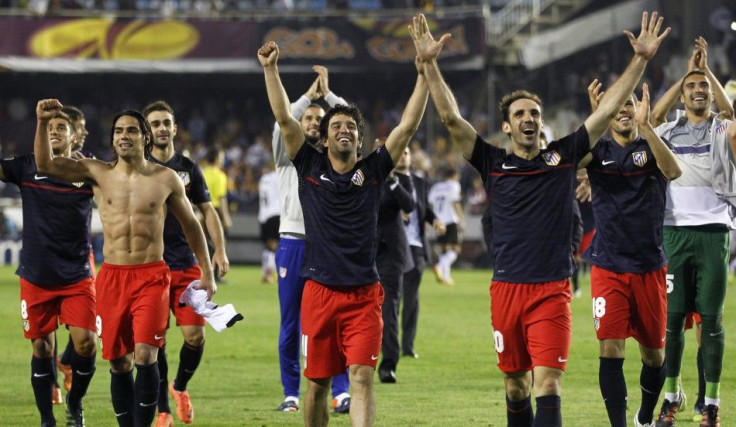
[690,105,708,117]
[306,135,320,147]
[615,127,634,139]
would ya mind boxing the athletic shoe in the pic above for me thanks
[655,389,686,426]
[441,277,455,286]
[633,410,654,427]
[65,406,85,427]
[41,419,57,427]
[332,396,350,414]
[432,265,443,283]
[56,356,73,392]
[155,412,174,427]
[52,385,63,405]
[700,405,720,427]
[693,401,706,423]
[169,380,193,424]
[278,400,299,412]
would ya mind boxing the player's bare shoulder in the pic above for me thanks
[147,159,185,193]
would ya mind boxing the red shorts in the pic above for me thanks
[490,279,572,373]
[301,280,384,379]
[590,265,667,349]
[96,261,170,360]
[685,312,702,330]
[169,265,205,327]
[20,276,96,340]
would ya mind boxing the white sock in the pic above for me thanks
[268,250,276,273]
[444,250,458,279]
[262,249,270,276]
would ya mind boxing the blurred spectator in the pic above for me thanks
[466,176,487,215]
[0,208,19,240]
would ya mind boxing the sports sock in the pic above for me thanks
[262,250,271,276]
[268,250,276,273]
[110,370,135,427]
[134,363,160,427]
[699,314,724,399]
[534,395,561,427]
[663,376,681,403]
[331,370,350,397]
[696,346,705,406]
[664,313,686,381]
[60,335,74,365]
[638,361,665,424]
[442,250,457,280]
[67,350,96,410]
[176,342,204,390]
[31,356,55,424]
[599,357,627,427]
[157,346,171,413]
[506,395,533,426]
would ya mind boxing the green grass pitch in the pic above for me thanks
[0,265,732,425]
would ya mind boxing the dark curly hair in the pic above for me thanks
[319,104,365,150]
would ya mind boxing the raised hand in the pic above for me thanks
[694,36,708,69]
[587,79,604,112]
[313,65,330,95]
[634,83,651,127]
[409,13,451,62]
[687,47,702,72]
[305,76,321,101]
[257,41,279,67]
[36,99,63,120]
[623,11,671,60]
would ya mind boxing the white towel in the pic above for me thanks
[179,281,244,332]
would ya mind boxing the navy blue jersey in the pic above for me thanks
[148,152,211,271]
[293,143,394,286]
[0,154,93,285]
[470,126,590,283]
[582,137,668,273]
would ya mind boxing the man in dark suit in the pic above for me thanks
[394,146,445,361]
[376,144,416,384]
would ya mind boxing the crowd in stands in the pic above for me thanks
[0,15,733,226]
[0,0,482,15]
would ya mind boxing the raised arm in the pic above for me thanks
[383,59,429,165]
[636,83,682,180]
[168,174,216,298]
[695,37,735,120]
[197,201,230,278]
[584,11,670,145]
[259,41,303,159]
[651,75,683,127]
[410,13,477,159]
[34,99,96,183]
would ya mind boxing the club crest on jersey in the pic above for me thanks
[542,150,561,166]
[632,151,647,167]
[178,171,191,186]
[715,123,726,134]
[351,169,365,186]
[72,181,85,188]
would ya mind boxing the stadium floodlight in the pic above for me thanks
[731,20,736,31]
